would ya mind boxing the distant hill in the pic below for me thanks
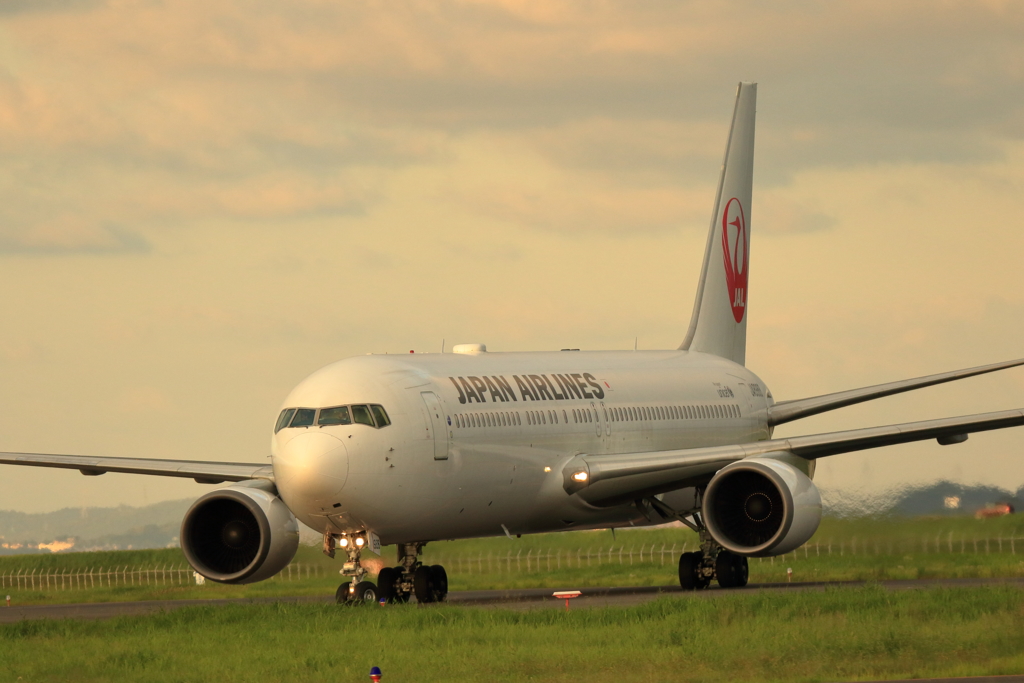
[0,499,193,555]
[820,480,1023,518]
[0,498,320,555]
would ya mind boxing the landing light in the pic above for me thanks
[544,467,551,473]
[572,471,588,482]
[355,537,366,547]
[339,537,350,548]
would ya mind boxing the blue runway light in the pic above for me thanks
[370,666,382,681]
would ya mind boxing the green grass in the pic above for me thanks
[3,586,1024,682]
[2,515,1024,605]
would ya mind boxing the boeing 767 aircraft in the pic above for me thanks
[3,82,1023,603]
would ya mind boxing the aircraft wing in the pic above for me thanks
[767,358,1024,427]
[0,451,273,485]
[563,408,1024,506]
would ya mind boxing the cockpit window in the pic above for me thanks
[370,404,391,428]
[351,404,374,427]
[275,408,296,434]
[290,408,316,428]
[318,406,352,426]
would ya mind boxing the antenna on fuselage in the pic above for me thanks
[634,337,638,351]
[441,338,445,353]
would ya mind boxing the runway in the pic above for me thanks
[3,576,1024,623]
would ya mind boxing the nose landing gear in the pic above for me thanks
[329,531,380,604]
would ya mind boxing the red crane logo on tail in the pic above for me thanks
[721,197,748,323]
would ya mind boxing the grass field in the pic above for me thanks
[2,514,1024,605]
[3,585,1024,682]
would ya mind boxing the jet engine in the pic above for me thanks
[702,457,821,557]
[180,483,299,584]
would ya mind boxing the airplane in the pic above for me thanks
[3,82,1023,603]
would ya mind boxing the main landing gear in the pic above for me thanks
[328,533,448,605]
[377,542,448,604]
[677,509,748,591]
[643,492,749,591]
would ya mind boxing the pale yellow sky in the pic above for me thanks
[1,1,1023,512]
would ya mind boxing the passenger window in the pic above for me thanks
[318,406,352,426]
[370,405,391,427]
[563,410,568,423]
[290,408,316,428]
[275,408,296,433]
[351,405,374,427]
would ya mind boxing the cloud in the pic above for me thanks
[0,221,150,255]
[0,0,100,16]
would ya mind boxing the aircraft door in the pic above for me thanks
[420,391,449,461]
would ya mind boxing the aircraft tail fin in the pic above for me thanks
[679,82,756,365]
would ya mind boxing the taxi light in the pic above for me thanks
[544,466,551,473]
[355,537,366,547]
[339,537,350,548]
[572,471,588,482]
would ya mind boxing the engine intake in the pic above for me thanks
[703,458,821,557]
[181,483,299,584]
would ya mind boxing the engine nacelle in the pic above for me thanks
[703,457,821,557]
[180,483,299,584]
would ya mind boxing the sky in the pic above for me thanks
[1,0,1023,513]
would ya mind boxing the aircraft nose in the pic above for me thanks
[273,432,348,507]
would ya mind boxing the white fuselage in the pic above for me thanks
[270,349,773,545]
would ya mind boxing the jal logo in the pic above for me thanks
[721,197,748,323]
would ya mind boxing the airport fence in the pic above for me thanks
[0,562,325,591]
[2,535,1021,589]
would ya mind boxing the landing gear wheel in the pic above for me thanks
[352,581,379,603]
[428,565,448,602]
[376,567,400,603]
[715,552,749,589]
[678,551,708,591]
[414,565,439,603]
[335,583,351,604]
